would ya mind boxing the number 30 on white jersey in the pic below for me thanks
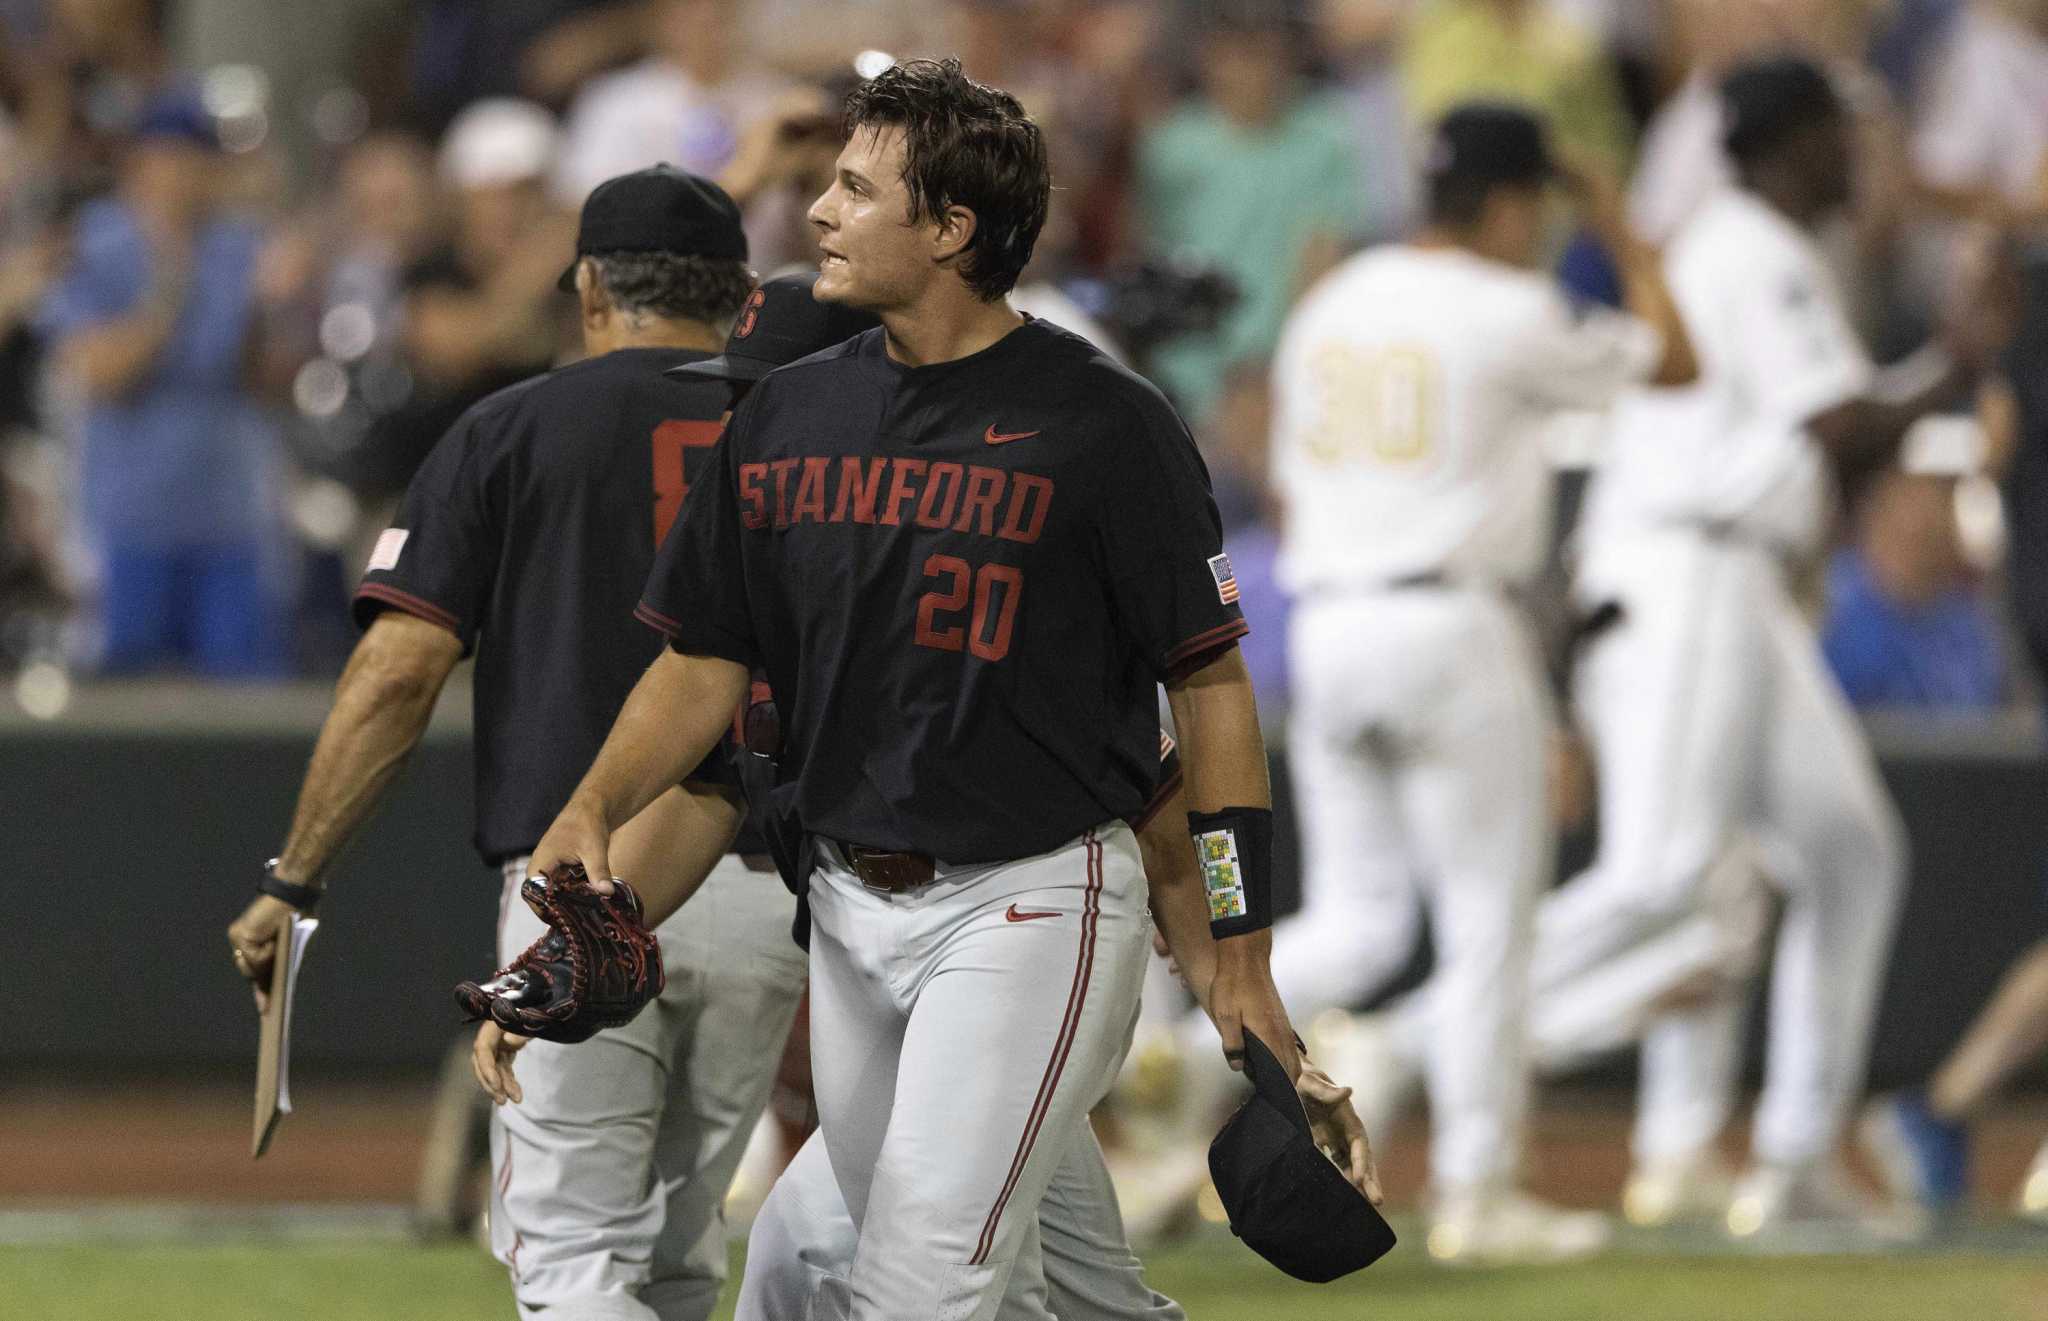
[1271,245,1661,596]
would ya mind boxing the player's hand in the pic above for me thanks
[1152,922,1218,1010]
[529,798,617,896]
[225,894,298,1013]
[471,1021,531,1105]
[1546,727,1595,832]
[1208,932,1301,1083]
[1297,1060,1385,1206]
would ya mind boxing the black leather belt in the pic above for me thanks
[838,843,936,892]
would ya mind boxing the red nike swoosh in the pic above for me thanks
[1005,904,1061,922]
[985,426,1041,445]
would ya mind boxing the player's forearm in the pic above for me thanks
[1164,646,1270,813]
[1613,244,1698,387]
[273,619,461,885]
[1166,647,1278,969]
[611,783,745,925]
[1137,790,1218,1011]
[566,649,749,833]
[1807,352,1976,480]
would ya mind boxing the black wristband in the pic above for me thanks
[260,859,322,912]
[1187,806,1273,940]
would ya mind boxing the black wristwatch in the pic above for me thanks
[259,858,323,912]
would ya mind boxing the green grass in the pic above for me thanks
[4,1236,2046,1321]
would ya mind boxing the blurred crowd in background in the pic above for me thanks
[2,0,2047,717]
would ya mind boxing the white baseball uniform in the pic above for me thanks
[1250,244,1661,1194]
[798,829,1151,1321]
[1529,187,1907,1167]
[491,854,807,1321]
[738,1126,1179,1321]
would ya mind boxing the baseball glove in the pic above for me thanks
[454,863,664,1044]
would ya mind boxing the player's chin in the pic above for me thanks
[813,255,862,304]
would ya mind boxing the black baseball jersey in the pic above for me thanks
[355,346,762,865]
[638,319,1245,863]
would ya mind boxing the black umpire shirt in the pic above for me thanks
[639,319,1247,863]
[356,346,760,865]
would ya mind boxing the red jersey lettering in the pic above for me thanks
[881,457,928,527]
[791,456,830,525]
[916,461,966,529]
[834,456,886,524]
[769,458,800,529]
[997,473,1054,545]
[953,465,1007,536]
[738,462,770,530]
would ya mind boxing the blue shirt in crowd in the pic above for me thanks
[40,198,278,550]
[1822,548,2004,711]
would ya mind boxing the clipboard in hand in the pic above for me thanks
[252,914,319,1158]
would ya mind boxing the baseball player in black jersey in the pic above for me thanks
[225,167,808,1321]
[473,273,1379,1317]
[515,61,1310,1320]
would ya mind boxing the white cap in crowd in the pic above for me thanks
[438,98,561,190]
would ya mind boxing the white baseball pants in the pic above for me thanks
[736,1126,1180,1321]
[489,855,807,1321]
[1530,529,1905,1165]
[803,826,1150,1321]
[1267,587,1555,1194]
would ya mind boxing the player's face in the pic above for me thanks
[808,126,934,310]
[1480,183,1547,269]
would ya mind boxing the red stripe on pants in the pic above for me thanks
[970,832,1104,1266]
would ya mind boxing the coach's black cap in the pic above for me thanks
[1721,54,1842,165]
[558,164,748,291]
[1208,1032,1397,1283]
[1424,102,1556,189]
[668,272,880,384]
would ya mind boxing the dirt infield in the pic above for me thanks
[5,1073,2043,1212]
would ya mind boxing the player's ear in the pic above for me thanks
[574,258,608,323]
[932,203,978,268]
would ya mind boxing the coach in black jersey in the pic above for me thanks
[226,166,808,1321]
[525,63,1308,1320]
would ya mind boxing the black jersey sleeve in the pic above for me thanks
[353,411,496,652]
[636,408,759,668]
[1094,392,1249,681]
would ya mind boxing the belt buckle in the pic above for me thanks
[846,845,932,893]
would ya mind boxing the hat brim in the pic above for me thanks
[667,353,779,384]
[1239,1031,1311,1134]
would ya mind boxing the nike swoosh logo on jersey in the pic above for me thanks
[1005,904,1061,922]
[985,425,1041,445]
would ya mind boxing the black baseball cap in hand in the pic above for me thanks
[1208,1032,1398,1283]
[558,164,748,291]
[668,272,881,384]
[1425,102,1557,190]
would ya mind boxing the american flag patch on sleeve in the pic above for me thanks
[1207,552,1239,605]
[368,527,409,572]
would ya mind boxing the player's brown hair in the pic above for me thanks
[842,57,1050,301]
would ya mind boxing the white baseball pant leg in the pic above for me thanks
[1740,579,1906,1165]
[737,1127,1181,1321]
[1529,532,1907,1165]
[490,856,808,1321]
[1523,532,1770,1160]
[1267,589,1553,1194]
[804,826,1150,1321]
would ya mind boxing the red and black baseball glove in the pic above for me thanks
[454,863,664,1044]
